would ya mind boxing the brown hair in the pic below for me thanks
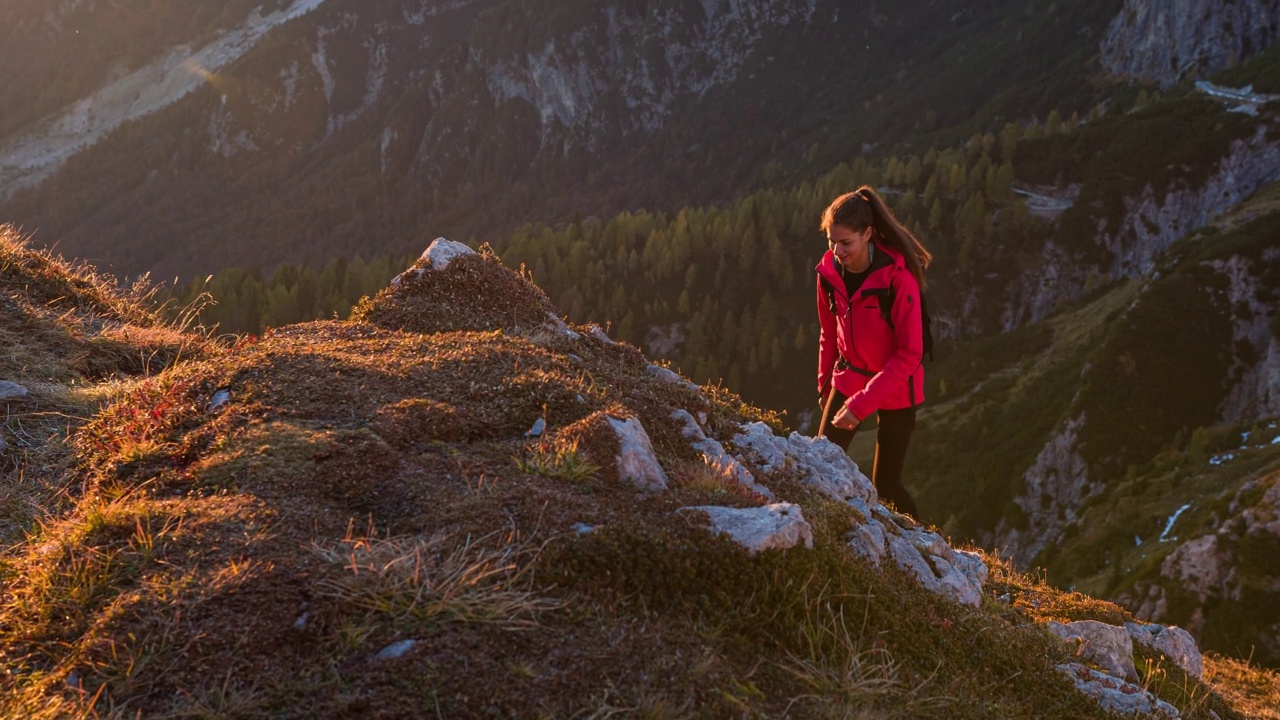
[820,185,933,290]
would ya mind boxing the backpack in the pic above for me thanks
[819,278,935,361]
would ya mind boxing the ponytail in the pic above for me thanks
[820,186,933,290]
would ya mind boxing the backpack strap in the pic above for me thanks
[820,276,839,315]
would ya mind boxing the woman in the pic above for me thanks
[815,186,932,519]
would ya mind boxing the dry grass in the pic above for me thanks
[516,438,602,484]
[1203,652,1280,720]
[2,238,1278,718]
[778,597,953,718]
[312,527,562,630]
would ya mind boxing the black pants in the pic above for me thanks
[817,389,919,519]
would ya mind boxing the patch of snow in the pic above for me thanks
[1209,453,1235,466]
[1159,504,1192,543]
[1196,80,1280,116]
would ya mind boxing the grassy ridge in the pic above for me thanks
[1,235,1273,717]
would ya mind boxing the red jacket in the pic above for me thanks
[816,241,925,420]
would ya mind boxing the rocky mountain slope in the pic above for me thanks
[1101,0,1280,87]
[0,0,1120,280]
[2,230,1277,718]
[904,181,1280,668]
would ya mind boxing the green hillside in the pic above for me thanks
[900,188,1280,667]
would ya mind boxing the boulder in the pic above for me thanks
[671,410,773,499]
[731,422,876,508]
[583,324,615,345]
[1056,663,1179,718]
[390,237,475,286]
[606,416,668,491]
[420,237,473,270]
[679,503,813,555]
[1047,620,1138,682]
[647,364,700,392]
[849,520,987,607]
[1126,622,1203,679]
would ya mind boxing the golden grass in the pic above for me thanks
[1203,652,1280,720]
[2,238,1278,718]
[312,527,562,631]
[778,597,953,719]
[516,438,601,483]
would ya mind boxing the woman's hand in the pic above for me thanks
[832,405,861,431]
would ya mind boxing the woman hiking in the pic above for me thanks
[815,186,932,519]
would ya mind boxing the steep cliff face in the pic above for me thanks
[998,119,1280,332]
[991,414,1102,568]
[1211,249,1280,424]
[1100,0,1280,87]
[1100,126,1280,279]
[482,0,820,140]
[398,0,825,196]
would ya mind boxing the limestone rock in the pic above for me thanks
[731,422,876,507]
[850,520,988,607]
[1047,620,1138,682]
[1056,662,1179,718]
[583,324,615,345]
[1126,622,1203,679]
[606,416,668,491]
[994,414,1099,569]
[846,521,887,566]
[0,381,30,400]
[671,410,773,499]
[646,363,700,392]
[421,237,474,270]
[1161,534,1231,604]
[1100,0,1280,88]
[390,237,474,286]
[679,503,813,555]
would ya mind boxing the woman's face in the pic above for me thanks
[827,225,874,269]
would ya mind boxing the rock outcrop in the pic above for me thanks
[1048,620,1139,682]
[1118,472,1280,665]
[1046,618,1204,716]
[1101,127,1280,280]
[606,416,669,491]
[1100,0,1280,88]
[1209,251,1280,424]
[678,503,814,555]
[992,415,1099,568]
[1056,663,1179,718]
